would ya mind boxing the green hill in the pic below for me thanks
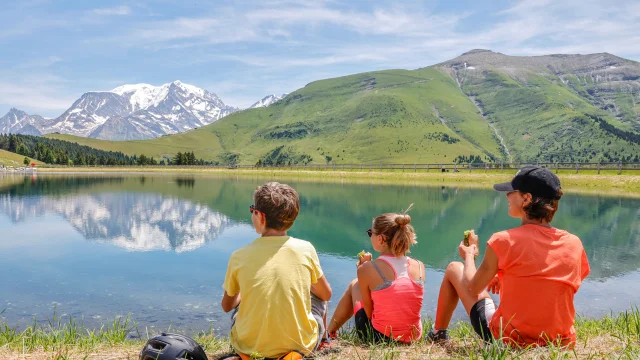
[0,149,43,167]
[46,50,640,165]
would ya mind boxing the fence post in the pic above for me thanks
[454,163,458,172]
[575,163,579,174]
[485,163,488,173]
[380,163,382,172]
[468,163,472,172]
[427,164,429,172]
[402,164,405,172]
[597,162,600,174]
[619,162,622,175]
[500,162,504,171]
[555,162,559,174]
[342,164,345,171]
[414,163,417,172]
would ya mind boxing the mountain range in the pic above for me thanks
[45,50,640,164]
[1,82,286,141]
[22,50,640,163]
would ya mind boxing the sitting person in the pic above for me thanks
[220,182,332,359]
[428,166,590,347]
[327,205,425,343]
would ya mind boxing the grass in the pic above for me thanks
[1,308,639,359]
[0,149,44,167]
[35,166,640,198]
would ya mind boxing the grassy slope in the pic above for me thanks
[0,149,44,166]
[455,66,640,162]
[46,69,503,164]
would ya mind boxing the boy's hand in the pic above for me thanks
[487,275,500,294]
[357,252,372,267]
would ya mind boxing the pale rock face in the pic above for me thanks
[0,108,45,135]
[1,80,239,140]
[249,93,288,108]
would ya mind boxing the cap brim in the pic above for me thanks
[493,182,514,192]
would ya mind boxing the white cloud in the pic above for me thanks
[16,56,63,69]
[92,6,131,16]
[0,73,77,116]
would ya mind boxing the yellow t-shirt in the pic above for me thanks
[222,236,324,358]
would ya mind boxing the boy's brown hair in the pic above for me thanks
[254,182,300,231]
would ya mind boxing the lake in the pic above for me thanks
[1,174,639,335]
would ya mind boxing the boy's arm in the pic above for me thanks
[221,254,241,312]
[221,291,241,313]
[311,276,332,301]
[309,246,332,301]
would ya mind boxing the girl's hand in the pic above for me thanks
[357,252,372,267]
[458,241,477,260]
[488,275,500,294]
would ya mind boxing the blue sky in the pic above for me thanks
[1,0,639,117]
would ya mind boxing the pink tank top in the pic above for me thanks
[370,255,424,343]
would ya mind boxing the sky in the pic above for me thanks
[1,0,639,117]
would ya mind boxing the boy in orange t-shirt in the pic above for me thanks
[428,166,590,347]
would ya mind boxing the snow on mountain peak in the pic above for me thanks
[171,80,208,99]
[111,83,169,111]
[249,93,288,108]
[4,80,237,140]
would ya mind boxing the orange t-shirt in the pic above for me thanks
[487,225,590,347]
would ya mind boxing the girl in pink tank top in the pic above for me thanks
[326,205,425,343]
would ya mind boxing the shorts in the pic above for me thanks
[231,293,328,351]
[470,298,496,342]
[353,302,392,344]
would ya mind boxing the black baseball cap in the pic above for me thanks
[493,165,562,200]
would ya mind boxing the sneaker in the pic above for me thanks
[316,337,340,355]
[427,327,450,343]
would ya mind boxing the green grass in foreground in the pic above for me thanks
[1,307,639,359]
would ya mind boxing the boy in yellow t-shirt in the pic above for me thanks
[221,182,333,359]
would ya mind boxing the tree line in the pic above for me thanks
[0,134,213,166]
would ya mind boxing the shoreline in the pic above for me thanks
[1,308,638,359]
[32,166,640,198]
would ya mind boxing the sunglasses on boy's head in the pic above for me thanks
[249,204,265,216]
[366,228,373,237]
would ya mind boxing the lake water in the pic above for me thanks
[1,174,639,335]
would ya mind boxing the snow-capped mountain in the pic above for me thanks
[0,108,46,136]
[42,92,132,137]
[1,80,239,140]
[249,93,288,108]
[90,81,237,140]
